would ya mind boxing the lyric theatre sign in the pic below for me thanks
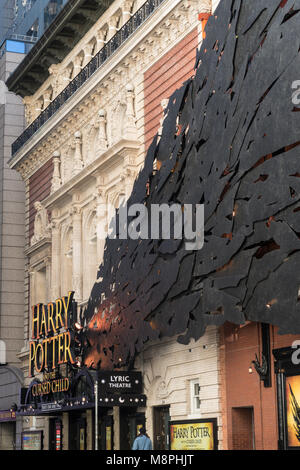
[29,291,76,377]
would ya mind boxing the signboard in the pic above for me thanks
[0,410,16,422]
[40,402,63,413]
[169,419,218,450]
[98,371,143,395]
[22,431,43,450]
[286,375,300,448]
[29,291,76,377]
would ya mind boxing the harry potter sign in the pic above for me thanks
[169,419,218,450]
[29,291,76,377]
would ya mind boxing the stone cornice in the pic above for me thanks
[43,138,140,210]
[24,238,52,257]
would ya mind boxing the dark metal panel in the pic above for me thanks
[80,0,300,370]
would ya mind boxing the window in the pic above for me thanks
[190,379,201,413]
[44,0,63,30]
[26,18,39,38]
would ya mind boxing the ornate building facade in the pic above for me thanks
[7,0,224,450]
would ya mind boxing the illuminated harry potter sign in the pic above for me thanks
[29,291,76,377]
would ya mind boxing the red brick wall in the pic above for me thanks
[232,407,254,450]
[29,158,53,239]
[221,322,300,450]
[144,28,199,150]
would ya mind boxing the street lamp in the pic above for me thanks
[94,379,99,450]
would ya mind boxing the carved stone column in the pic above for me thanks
[73,131,84,175]
[124,84,137,140]
[51,151,62,193]
[95,28,106,53]
[107,15,119,41]
[43,88,52,109]
[73,55,83,78]
[85,123,95,165]
[82,41,95,67]
[62,65,73,89]
[71,204,82,301]
[23,96,34,125]
[34,97,44,119]
[123,1,133,24]
[49,64,61,97]
[121,167,136,201]
[96,109,108,157]
[51,216,61,300]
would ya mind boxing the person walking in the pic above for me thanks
[132,427,153,450]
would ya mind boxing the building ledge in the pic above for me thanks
[44,138,141,209]
[9,0,167,158]
[6,0,115,97]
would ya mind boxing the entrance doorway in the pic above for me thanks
[99,414,114,450]
[120,408,145,450]
[69,412,87,450]
[153,406,170,450]
[231,407,255,450]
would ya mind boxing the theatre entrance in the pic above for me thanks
[153,406,170,450]
[120,408,145,450]
[69,411,87,450]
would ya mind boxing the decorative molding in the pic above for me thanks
[10,0,200,180]
[30,201,51,247]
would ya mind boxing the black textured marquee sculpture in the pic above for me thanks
[81,0,300,370]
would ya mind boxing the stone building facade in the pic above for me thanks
[7,0,224,450]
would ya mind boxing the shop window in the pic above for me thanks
[190,379,201,413]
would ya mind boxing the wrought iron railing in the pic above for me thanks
[11,0,166,156]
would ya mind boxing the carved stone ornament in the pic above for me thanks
[31,202,51,246]
[156,380,169,400]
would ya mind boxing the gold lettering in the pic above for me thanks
[31,305,40,339]
[40,304,48,337]
[64,331,75,365]
[43,337,50,371]
[47,302,56,335]
[29,341,36,377]
[34,343,44,373]
[55,298,64,330]
[51,336,58,370]
[58,333,64,365]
